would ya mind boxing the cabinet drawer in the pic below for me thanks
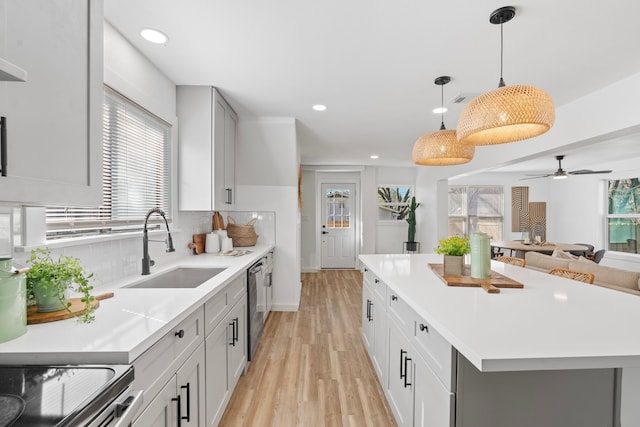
[205,290,228,337]
[387,291,413,338]
[204,275,246,337]
[363,267,387,303]
[412,315,455,391]
[132,308,204,413]
[227,274,246,308]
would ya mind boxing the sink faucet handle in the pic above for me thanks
[150,259,155,267]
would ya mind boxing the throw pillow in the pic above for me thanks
[552,248,578,260]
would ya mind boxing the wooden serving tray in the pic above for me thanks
[27,293,113,324]
[428,264,524,294]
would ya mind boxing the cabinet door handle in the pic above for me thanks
[364,268,368,272]
[226,188,232,204]
[404,355,412,388]
[419,323,429,333]
[0,116,6,176]
[232,317,239,344]
[391,295,397,301]
[172,395,182,427]
[229,321,236,346]
[400,349,407,380]
[368,301,373,322]
[181,383,191,422]
[175,329,185,338]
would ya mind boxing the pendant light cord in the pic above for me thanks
[440,83,446,130]
[498,22,506,87]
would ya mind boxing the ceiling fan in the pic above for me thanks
[521,155,612,180]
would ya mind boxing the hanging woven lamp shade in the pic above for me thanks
[456,84,555,146]
[412,129,474,166]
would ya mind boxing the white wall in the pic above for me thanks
[236,118,301,311]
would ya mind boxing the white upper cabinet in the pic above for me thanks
[177,86,238,211]
[0,0,103,206]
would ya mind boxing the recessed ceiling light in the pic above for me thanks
[312,104,327,111]
[140,28,169,44]
[370,155,379,159]
[433,107,448,114]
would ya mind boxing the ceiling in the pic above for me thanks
[104,0,640,171]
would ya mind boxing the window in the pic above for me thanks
[46,86,171,238]
[448,186,503,240]
[606,178,640,254]
[377,186,413,221]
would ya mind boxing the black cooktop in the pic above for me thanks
[0,365,133,427]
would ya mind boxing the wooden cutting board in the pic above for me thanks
[429,264,524,294]
[27,292,113,324]
[187,233,206,254]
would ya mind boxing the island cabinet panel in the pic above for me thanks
[0,0,103,206]
[361,267,388,387]
[455,355,617,427]
[386,305,455,427]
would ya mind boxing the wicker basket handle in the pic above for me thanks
[247,218,258,226]
[227,216,236,225]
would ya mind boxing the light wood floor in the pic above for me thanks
[219,269,396,426]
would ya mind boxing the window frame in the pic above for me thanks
[605,177,640,254]
[447,185,504,240]
[45,85,173,239]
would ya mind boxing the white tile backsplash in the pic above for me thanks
[10,210,275,292]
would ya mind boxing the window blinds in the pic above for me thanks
[46,86,171,236]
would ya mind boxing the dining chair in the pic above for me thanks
[592,249,606,264]
[548,268,595,284]
[572,243,594,258]
[496,256,526,267]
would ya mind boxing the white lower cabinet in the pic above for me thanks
[134,343,206,427]
[362,268,388,386]
[205,287,247,427]
[386,318,414,427]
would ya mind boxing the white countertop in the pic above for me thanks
[360,253,640,372]
[0,244,273,365]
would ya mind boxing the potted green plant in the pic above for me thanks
[26,248,96,323]
[435,235,470,276]
[405,196,421,252]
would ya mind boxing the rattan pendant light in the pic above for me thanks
[457,6,555,146]
[412,76,474,166]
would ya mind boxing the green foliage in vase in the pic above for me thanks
[26,248,95,323]
[434,235,471,256]
[406,197,420,243]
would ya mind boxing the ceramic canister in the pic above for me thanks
[221,236,234,252]
[470,232,491,279]
[205,232,220,253]
[0,258,27,343]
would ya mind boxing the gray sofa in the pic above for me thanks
[524,252,640,296]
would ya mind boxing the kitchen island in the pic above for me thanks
[360,253,640,427]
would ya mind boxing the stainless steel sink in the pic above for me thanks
[126,267,226,289]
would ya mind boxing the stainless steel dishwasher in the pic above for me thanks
[247,258,265,361]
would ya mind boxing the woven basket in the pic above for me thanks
[226,216,258,247]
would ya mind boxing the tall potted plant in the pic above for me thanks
[435,235,470,276]
[405,196,421,252]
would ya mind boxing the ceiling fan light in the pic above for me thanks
[457,84,555,145]
[553,173,568,180]
[412,129,475,166]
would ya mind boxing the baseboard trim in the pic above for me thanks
[271,303,299,312]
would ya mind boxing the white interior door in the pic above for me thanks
[321,183,356,269]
